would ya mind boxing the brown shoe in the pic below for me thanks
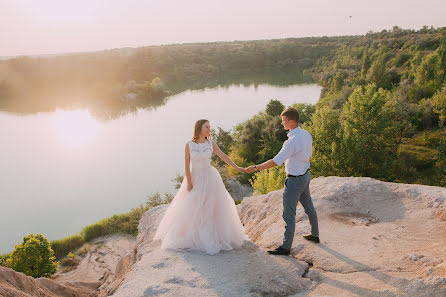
[303,234,320,243]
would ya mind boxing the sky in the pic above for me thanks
[1,0,445,57]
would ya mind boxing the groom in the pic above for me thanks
[246,107,319,256]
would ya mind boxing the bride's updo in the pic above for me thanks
[192,119,209,142]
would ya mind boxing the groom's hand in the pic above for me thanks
[246,166,256,173]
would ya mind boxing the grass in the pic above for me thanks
[396,127,446,186]
[0,201,156,264]
[1,186,247,265]
[50,203,152,260]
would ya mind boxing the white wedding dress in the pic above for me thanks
[153,139,248,255]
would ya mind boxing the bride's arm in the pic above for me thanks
[212,141,245,173]
[185,143,193,191]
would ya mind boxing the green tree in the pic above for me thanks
[265,99,285,117]
[7,233,58,278]
[306,105,342,176]
[211,127,234,167]
[292,103,316,124]
[331,72,345,92]
[415,50,444,87]
[367,56,391,89]
[432,86,446,127]
[361,50,371,77]
[386,79,418,142]
[340,84,396,178]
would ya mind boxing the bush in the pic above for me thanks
[146,192,173,208]
[0,253,10,267]
[7,233,58,277]
[250,166,286,194]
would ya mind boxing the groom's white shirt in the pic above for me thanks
[272,126,312,175]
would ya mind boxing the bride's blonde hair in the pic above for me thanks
[192,119,210,142]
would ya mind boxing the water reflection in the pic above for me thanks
[52,110,100,148]
[0,83,321,254]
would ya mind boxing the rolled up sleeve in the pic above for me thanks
[273,140,294,166]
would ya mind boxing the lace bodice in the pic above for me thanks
[188,139,213,169]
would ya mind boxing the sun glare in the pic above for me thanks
[52,110,99,148]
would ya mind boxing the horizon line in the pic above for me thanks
[1,24,444,60]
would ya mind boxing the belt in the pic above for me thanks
[287,168,309,178]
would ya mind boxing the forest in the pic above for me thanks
[1,25,445,186]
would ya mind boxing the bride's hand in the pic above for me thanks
[236,166,245,173]
[187,183,193,192]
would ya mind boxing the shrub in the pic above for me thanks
[0,253,10,267]
[250,166,286,195]
[7,233,58,277]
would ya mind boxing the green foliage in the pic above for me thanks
[432,86,446,127]
[367,55,392,89]
[361,51,371,77]
[291,103,316,124]
[80,192,173,242]
[81,213,138,241]
[340,84,396,177]
[250,166,287,195]
[331,72,345,92]
[150,77,166,94]
[396,129,446,185]
[7,233,58,278]
[171,173,184,190]
[0,253,10,267]
[265,99,285,117]
[211,127,234,167]
[1,26,445,126]
[391,52,412,67]
[50,234,85,260]
[145,192,173,208]
[415,50,444,88]
[226,100,292,183]
[307,28,445,186]
[306,106,342,177]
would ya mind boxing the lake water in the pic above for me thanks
[0,83,321,253]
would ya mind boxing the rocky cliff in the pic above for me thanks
[1,176,445,297]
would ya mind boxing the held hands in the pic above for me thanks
[234,166,245,173]
[234,165,257,174]
[245,165,256,174]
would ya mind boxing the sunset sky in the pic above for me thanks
[1,0,445,57]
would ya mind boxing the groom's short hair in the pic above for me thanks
[281,107,299,123]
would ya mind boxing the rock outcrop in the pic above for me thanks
[0,266,98,297]
[106,176,446,297]
[2,177,445,297]
[53,234,135,291]
[238,176,446,297]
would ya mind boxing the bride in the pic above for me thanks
[153,119,249,255]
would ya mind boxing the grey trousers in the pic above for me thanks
[281,171,319,250]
